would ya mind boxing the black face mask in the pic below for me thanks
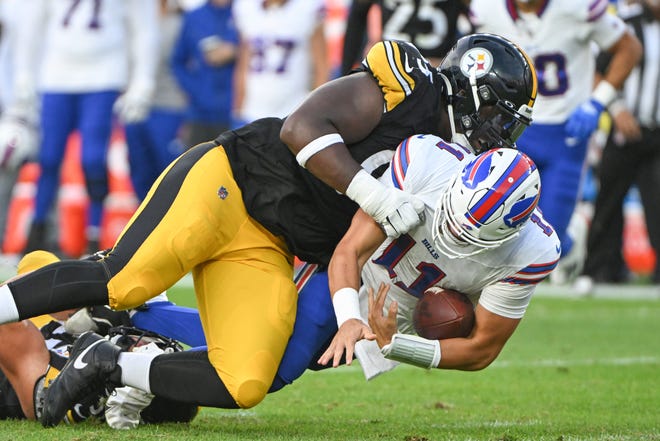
[466,101,531,153]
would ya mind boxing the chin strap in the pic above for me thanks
[439,73,459,140]
[439,72,474,152]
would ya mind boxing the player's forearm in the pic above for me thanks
[434,337,503,371]
[603,31,642,89]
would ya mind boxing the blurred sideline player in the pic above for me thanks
[320,139,560,373]
[123,0,188,201]
[469,0,642,282]
[578,0,660,288]
[171,0,237,149]
[0,0,39,252]
[341,0,471,75]
[0,34,539,424]
[232,0,329,125]
[13,0,159,255]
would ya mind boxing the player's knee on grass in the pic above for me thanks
[233,378,270,409]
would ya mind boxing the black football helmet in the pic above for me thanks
[438,33,537,153]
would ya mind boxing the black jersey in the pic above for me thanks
[380,0,465,60]
[222,40,445,266]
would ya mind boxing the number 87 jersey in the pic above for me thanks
[358,134,561,334]
[232,0,327,122]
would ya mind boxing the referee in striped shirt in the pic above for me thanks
[582,0,660,285]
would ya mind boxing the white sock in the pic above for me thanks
[0,285,19,324]
[117,351,159,394]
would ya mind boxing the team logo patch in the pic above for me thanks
[460,48,494,79]
[217,186,229,199]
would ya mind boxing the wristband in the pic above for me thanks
[332,287,364,327]
[381,333,441,369]
[591,80,618,108]
[296,133,344,167]
[344,169,383,206]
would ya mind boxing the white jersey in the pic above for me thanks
[358,135,561,334]
[233,0,325,122]
[470,0,627,123]
[152,9,187,110]
[14,0,159,94]
[0,0,23,108]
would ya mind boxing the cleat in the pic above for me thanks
[40,331,121,427]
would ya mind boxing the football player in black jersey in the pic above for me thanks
[341,0,472,73]
[0,34,537,425]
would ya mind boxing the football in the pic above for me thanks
[412,287,475,340]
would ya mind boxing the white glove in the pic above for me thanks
[354,339,399,381]
[104,342,164,429]
[345,169,425,237]
[113,90,151,124]
[105,385,154,429]
[0,113,38,170]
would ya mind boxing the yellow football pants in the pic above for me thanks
[105,143,297,408]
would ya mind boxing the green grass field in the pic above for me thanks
[3,285,659,441]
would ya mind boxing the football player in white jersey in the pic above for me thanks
[320,137,561,371]
[12,0,159,255]
[232,0,329,123]
[0,0,38,252]
[469,0,642,282]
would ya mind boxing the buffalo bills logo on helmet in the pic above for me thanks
[460,48,494,79]
[504,193,539,228]
[461,153,494,189]
[463,150,538,228]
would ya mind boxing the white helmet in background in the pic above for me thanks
[432,148,540,258]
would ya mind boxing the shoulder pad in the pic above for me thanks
[363,40,437,111]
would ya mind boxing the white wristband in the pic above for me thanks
[381,333,441,369]
[332,287,364,327]
[592,80,618,108]
[295,133,344,168]
[344,169,383,205]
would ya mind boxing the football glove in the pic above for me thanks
[0,113,38,170]
[65,306,132,336]
[565,98,605,142]
[104,342,164,429]
[346,169,425,237]
[113,88,152,124]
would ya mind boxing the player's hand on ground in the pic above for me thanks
[367,283,398,348]
[318,319,376,368]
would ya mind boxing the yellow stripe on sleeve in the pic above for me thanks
[366,41,417,112]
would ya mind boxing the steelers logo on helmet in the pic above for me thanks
[459,48,494,80]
